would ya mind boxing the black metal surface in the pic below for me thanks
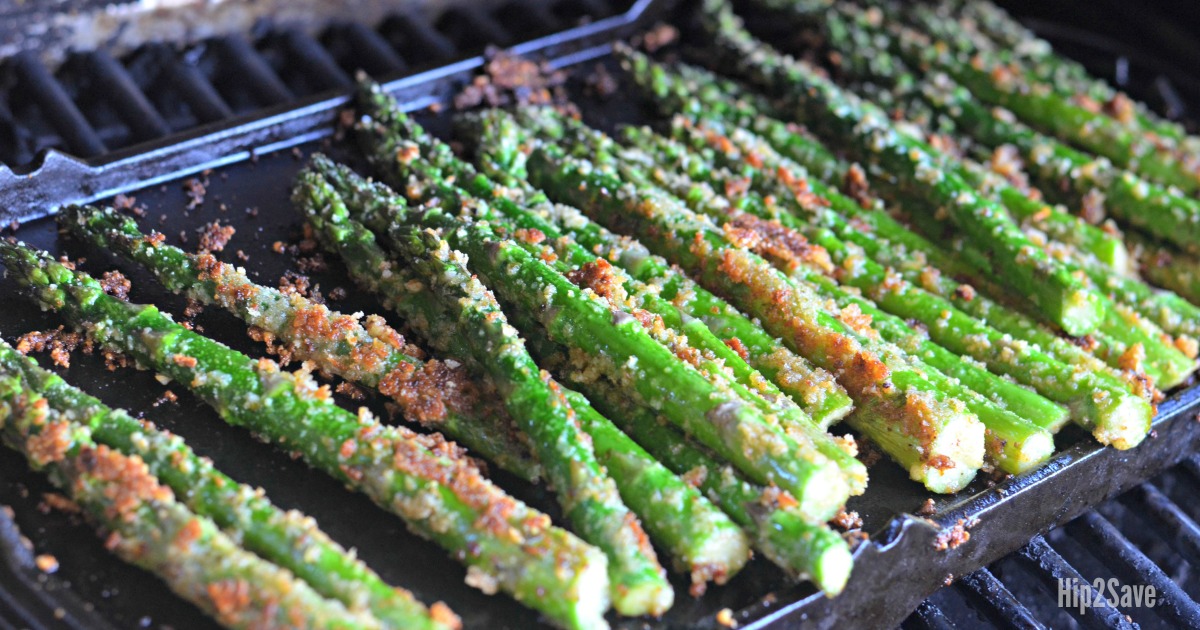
[0,0,1198,629]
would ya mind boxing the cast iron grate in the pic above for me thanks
[0,0,634,169]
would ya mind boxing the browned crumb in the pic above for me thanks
[453,50,569,110]
[102,349,130,371]
[636,22,679,53]
[916,498,937,516]
[830,508,863,531]
[1117,342,1146,374]
[429,602,462,630]
[197,221,235,253]
[335,381,367,401]
[99,270,131,300]
[724,337,750,361]
[953,284,976,302]
[855,436,883,467]
[842,163,873,209]
[183,176,208,210]
[235,250,250,262]
[296,253,328,274]
[943,574,955,587]
[566,258,628,305]
[272,241,286,254]
[41,493,81,514]
[328,287,348,301]
[153,390,179,407]
[715,607,738,628]
[1174,335,1199,360]
[35,554,58,574]
[932,519,971,551]
[279,271,312,297]
[16,327,86,368]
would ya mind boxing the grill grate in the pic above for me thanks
[0,0,633,170]
[906,458,1200,629]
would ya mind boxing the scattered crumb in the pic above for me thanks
[636,22,679,53]
[830,508,862,531]
[291,147,305,160]
[715,608,738,628]
[153,390,179,407]
[943,574,954,587]
[295,253,327,274]
[917,498,936,516]
[279,271,311,297]
[102,349,131,371]
[855,437,883,467]
[933,519,972,551]
[40,493,80,515]
[16,327,87,368]
[99,270,131,300]
[183,176,208,210]
[335,382,367,400]
[236,250,250,262]
[453,49,569,111]
[328,287,348,301]
[272,241,286,254]
[196,221,235,253]
[35,554,59,574]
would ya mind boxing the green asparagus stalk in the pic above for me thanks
[833,5,1200,258]
[918,0,1198,147]
[0,366,376,629]
[656,118,1157,443]
[381,220,675,617]
[516,137,984,492]
[462,108,866,489]
[0,240,611,630]
[0,340,454,630]
[616,49,1101,372]
[866,2,1200,194]
[476,297,854,593]
[616,45,1188,390]
[318,159,855,520]
[1131,234,1200,308]
[296,163,754,598]
[698,0,1104,337]
[60,204,540,483]
[349,80,855,431]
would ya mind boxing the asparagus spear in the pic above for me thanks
[319,159,855,520]
[459,108,867,489]
[296,163,753,598]
[616,46,1190,389]
[833,4,1200,257]
[470,288,854,593]
[865,3,1200,194]
[615,50,1107,373]
[515,136,984,492]
[698,0,1104,337]
[0,365,376,629]
[1131,234,1200,308]
[917,0,1197,148]
[0,241,611,630]
[383,220,675,617]
[0,340,454,630]
[349,80,855,431]
[659,123,1153,449]
[60,204,541,483]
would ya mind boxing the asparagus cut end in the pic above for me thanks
[911,411,986,494]
[814,540,854,597]
[988,427,1055,476]
[1056,288,1106,337]
[794,461,855,524]
[611,576,674,619]
[552,551,612,630]
[686,528,754,589]
[1090,394,1155,451]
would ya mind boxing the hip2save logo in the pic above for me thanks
[1058,577,1157,613]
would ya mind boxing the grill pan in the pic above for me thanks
[1,0,1199,628]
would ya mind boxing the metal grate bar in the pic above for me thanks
[0,94,33,166]
[380,13,458,64]
[280,30,353,91]
[1016,535,1134,630]
[10,51,106,158]
[1071,511,1200,628]
[335,23,408,75]
[1120,482,1200,568]
[163,51,234,123]
[957,568,1047,630]
[214,36,293,106]
[436,8,514,50]
[83,49,171,142]
[906,600,958,630]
